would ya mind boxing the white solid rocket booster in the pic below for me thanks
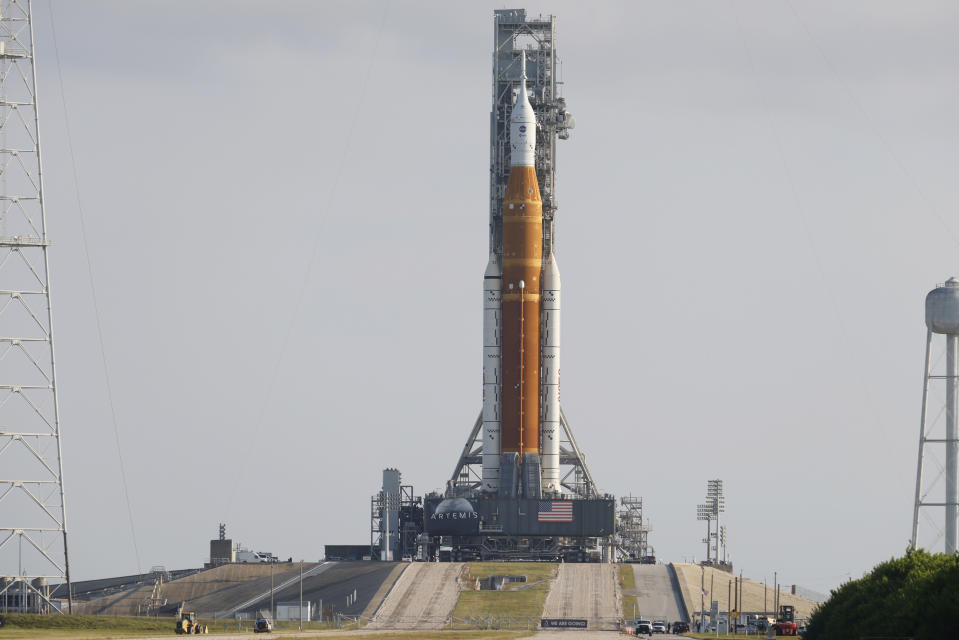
[481,255,502,491]
[541,253,561,493]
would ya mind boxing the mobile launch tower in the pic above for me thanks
[427,9,613,563]
[449,8,593,501]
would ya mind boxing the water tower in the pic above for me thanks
[911,278,959,553]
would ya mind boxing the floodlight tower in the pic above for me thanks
[911,278,959,553]
[697,479,724,564]
[0,0,72,612]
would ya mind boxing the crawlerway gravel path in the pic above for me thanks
[541,563,621,630]
[363,561,464,629]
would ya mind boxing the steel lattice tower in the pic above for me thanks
[616,495,653,561]
[0,0,72,613]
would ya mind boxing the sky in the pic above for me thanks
[7,0,958,595]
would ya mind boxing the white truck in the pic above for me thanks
[235,548,276,563]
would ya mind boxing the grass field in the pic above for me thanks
[0,613,172,637]
[0,612,536,639]
[0,613,346,638]
[619,563,638,620]
[450,562,557,619]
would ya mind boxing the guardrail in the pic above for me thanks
[335,614,366,629]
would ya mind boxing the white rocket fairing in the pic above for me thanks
[508,55,536,168]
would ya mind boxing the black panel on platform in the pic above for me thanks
[424,496,614,537]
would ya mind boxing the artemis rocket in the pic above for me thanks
[482,54,561,498]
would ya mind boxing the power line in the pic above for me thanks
[223,0,393,519]
[728,0,910,494]
[47,0,142,574]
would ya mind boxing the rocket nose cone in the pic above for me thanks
[542,254,561,289]
[511,85,535,125]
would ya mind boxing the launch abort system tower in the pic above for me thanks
[430,9,613,563]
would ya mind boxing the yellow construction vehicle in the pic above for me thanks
[174,610,207,634]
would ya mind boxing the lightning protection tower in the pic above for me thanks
[0,0,72,612]
[911,278,959,553]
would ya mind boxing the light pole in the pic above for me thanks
[708,570,714,637]
[774,571,778,617]
[299,563,303,631]
[700,564,705,632]
[738,570,743,632]
[727,580,731,634]
[270,561,275,621]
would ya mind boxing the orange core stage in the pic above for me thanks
[500,165,543,455]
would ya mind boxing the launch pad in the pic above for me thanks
[423,495,615,562]
[369,10,616,564]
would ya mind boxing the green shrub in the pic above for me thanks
[805,549,959,640]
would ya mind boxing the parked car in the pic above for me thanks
[635,619,653,635]
[672,621,690,634]
[652,621,667,633]
[254,618,272,633]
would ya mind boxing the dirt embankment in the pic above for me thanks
[672,562,820,620]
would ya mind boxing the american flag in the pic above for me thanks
[538,500,573,522]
